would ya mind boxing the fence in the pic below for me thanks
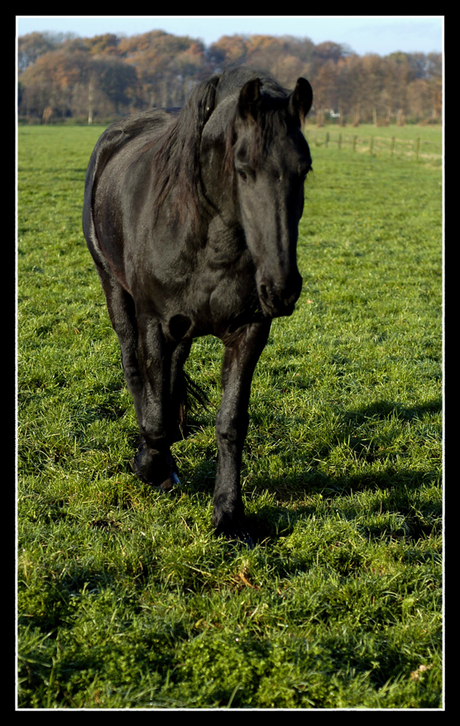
[304,129,442,164]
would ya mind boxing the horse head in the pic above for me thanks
[232,76,313,317]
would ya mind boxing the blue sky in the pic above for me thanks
[16,15,443,56]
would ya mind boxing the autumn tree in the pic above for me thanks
[312,41,347,73]
[17,30,442,124]
[84,33,121,56]
[313,59,338,124]
[359,54,387,124]
[18,31,76,72]
[425,52,443,120]
[19,48,138,121]
[20,49,87,119]
[120,31,207,108]
[280,36,315,70]
[208,34,250,69]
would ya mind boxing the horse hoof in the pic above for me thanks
[132,445,180,490]
[234,531,254,549]
[158,472,181,491]
[215,526,254,548]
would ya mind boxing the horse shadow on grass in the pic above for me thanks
[92,394,441,547]
[231,396,442,545]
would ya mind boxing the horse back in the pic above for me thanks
[84,109,173,209]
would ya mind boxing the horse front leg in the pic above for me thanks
[213,320,271,543]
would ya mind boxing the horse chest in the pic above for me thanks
[198,251,260,337]
[160,242,259,341]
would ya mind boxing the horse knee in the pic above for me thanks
[216,409,249,447]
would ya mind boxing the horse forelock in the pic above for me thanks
[222,85,292,178]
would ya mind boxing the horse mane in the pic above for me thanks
[150,73,220,230]
[150,67,292,230]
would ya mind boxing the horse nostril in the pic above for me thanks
[257,272,302,317]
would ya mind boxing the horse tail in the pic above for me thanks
[176,371,211,440]
[183,372,210,411]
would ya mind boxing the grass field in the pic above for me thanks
[17,123,443,709]
[305,121,442,163]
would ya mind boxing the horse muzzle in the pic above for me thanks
[257,270,303,318]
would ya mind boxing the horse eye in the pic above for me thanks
[238,169,248,182]
[298,162,312,179]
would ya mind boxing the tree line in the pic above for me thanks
[17,30,442,125]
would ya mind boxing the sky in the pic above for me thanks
[16,15,443,57]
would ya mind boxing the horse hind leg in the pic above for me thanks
[95,268,179,489]
[137,337,193,489]
[97,270,144,423]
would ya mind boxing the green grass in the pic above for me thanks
[17,124,442,709]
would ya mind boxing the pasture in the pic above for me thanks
[17,123,442,709]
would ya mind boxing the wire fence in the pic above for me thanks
[304,129,442,164]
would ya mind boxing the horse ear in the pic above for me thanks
[238,78,261,121]
[289,77,313,125]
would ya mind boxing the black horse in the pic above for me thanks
[83,67,313,543]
